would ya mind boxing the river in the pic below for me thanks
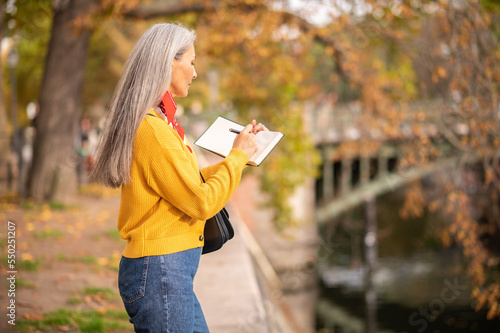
[315,185,500,333]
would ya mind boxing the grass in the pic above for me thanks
[54,253,120,272]
[20,199,35,210]
[16,278,36,288]
[78,255,98,264]
[20,199,69,211]
[0,257,41,272]
[67,296,82,305]
[55,254,98,264]
[48,201,67,210]
[14,309,131,333]
[17,258,41,272]
[106,229,121,241]
[67,286,120,305]
[33,229,64,239]
[83,287,117,299]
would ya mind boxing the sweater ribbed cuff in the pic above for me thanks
[228,148,250,166]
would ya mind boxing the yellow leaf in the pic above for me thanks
[487,302,498,320]
[437,66,447,78]
[97,257,109,266]
[21,253,34,261]
[41,205,52,221]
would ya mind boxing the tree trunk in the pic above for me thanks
[28,0,97,203]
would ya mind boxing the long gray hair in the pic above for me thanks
[90,23,196,188]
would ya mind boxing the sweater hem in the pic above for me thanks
[122,232,205,258]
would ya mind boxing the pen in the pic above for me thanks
[229,128,241,134]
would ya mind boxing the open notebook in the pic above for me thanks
[194,116,284,166]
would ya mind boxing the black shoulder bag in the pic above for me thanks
[200,173,235,254]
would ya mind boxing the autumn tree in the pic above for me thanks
[322,0,500,319]
[400,1,500,319]
[26,0,99,202]
[423,1,500,320]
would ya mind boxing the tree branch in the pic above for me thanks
[279,10,347,79]
[123,0,210,19]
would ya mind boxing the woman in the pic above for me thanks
[91,22,265,332]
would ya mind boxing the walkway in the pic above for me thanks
[195,203,270,333]
[193,147,274,333]
[191,142,292,333]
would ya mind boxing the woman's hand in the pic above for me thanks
[232,124,258,159]
[250,119,268,134]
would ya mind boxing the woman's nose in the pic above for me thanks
[193,67,197,79]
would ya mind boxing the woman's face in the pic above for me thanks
[169,45,197,97]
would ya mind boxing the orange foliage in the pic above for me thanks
[346,0,500,318]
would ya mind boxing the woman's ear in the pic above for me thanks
[172,56,180,67]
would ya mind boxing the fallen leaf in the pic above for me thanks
[56,325,72,332]
[23,313,44,321]
[21,253,34,261]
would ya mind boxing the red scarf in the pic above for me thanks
[159,91,184,140]
[158,91,192,153]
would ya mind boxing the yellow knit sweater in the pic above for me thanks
[118,110,249,258]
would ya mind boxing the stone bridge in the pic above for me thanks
[306,99,462,225]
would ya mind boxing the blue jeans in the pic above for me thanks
[118,248,210,333]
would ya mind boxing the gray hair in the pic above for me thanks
[90,22,196,188]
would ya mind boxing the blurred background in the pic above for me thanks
[1,0,500,332]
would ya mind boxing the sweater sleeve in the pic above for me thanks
[144,122,249,221]
[200,161,226,180]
